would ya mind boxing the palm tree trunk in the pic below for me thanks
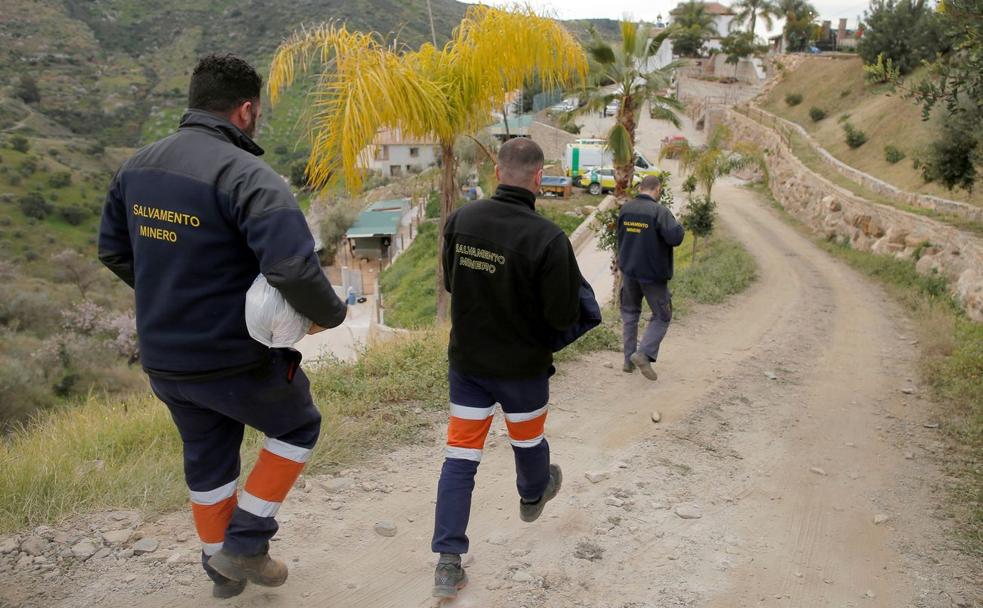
[613,101,637,199]
[435,141,456,322]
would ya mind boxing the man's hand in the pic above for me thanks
[308,323,327,335]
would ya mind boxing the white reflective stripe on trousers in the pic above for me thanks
[449,403,495,420]
[264,437,313,463]
[509,434,545,448]
[444,446,483,462]
[189,479,238,505]
[202,542,224,557]
[503,404,548,423]
[237,490,281,518]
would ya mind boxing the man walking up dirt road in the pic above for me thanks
[98,54,346,598]
[618,175,685,380]
[430,138,584,599]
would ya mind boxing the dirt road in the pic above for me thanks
[5,175,978,608]
[3,112,980,607]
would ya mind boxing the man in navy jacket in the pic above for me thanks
[617,175,685,380]
[98,54,346,597]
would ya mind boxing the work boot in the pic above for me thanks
[433,553,468,599]
[207,548,289,587]
[622,360,635,373]
[203,552,248,599]
[519,464,563,523]
[630,351,658,381]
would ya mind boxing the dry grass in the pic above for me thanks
[760,56,982,206]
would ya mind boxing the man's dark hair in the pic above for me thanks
[639,175,662,192]
[188,54,263,113]
[497,137,544,181]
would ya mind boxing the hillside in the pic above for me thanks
[759,55,982,206]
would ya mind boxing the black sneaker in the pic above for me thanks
[519,464,563,523]
[433,553,468,599]
[622,361,635,373]
[630,351,658,381]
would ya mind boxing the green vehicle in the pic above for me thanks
[576,168,643,195]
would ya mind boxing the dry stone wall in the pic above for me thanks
[712,108,983,322]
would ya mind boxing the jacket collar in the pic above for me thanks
[492,184,537,210]
[636,193,659,203]
[179,109,265,156]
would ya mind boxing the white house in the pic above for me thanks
[669,1,737,52]
[362,129,439,178]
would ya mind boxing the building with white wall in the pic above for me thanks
[669,2,737,52]
[362,129,439,178]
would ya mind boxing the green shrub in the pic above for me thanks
[48,172,72,188]
[58,205,88,226]
[317,204,358,265]
[785,93,803,106]
[18,192,52,219]
[809,106,827,122]
[863,53,901,84]
[884,145,906,164]
[10,136,29,153]
[843,122,868,149]
[840,88,851,98]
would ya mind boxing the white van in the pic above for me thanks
[563,143,658,177]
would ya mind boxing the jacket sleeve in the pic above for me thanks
[97,171,135,289]
[539,233,583,332]
[442,216,454,293]
[658,207,685,247]
[232,163,347,329]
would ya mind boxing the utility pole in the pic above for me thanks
[426,0,437,46]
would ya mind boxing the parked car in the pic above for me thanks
[604,100,620,117]
[576,167,642,195]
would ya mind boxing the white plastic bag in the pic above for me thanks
[245,275,312,348]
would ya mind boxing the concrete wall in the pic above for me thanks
[712,107,983,321]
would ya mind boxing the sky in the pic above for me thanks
[465,0,870,34]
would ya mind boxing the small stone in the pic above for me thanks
[512,570,534,583]
[873,514,890,525]
[603,362,614,369]
[923,421,940,429]
[175,532,190,543]
[101,529,134,545]
[585,471,610,483]
[132,538,159,555]
[604,497,624,508]
[322,477,354,493]
[20,536,47,557]
[487,534,509,546]
[71,540,98,560]
[614,461,629,469]
[864,589,876,599]
[903,452,914,460]
[92,548,112,560]
[0,538,19,554]
[901,387,915,395]
[794,571,803,578]
[122,574,137,583]
[810,467,828,476]
[374,521,397,537]
[650,411,661,423]
[510,549,530,557]
[674,503,703,520]
[765,371,777,380]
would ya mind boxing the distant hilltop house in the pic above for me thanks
[669,1,736,52]
[769,18,864,53]
[362,129,438,178]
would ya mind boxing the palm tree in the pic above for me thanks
[576,21,683,198]
[776,0,819,51]
[669,1,719,57]
[661,126,765,197]
[268,6,587,320]
[730,0,778,37]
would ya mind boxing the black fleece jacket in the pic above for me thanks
[443,185,582,378]
[617,193,685,283]
[98,110,347,376]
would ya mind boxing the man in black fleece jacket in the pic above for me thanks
[98,55,346,597]
[617,175,685,380]
[430,138,582,599]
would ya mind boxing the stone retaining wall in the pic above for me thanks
[738,105,983,224]
[712,107,983,321]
